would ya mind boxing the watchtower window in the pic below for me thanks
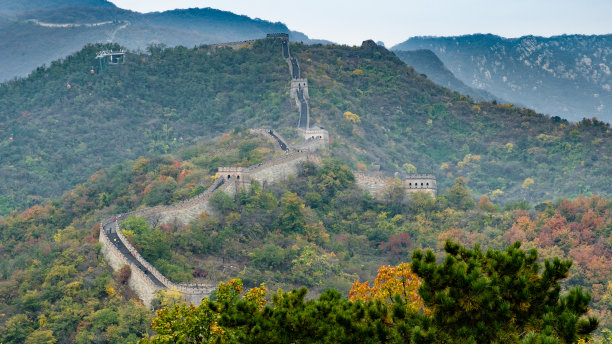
[421,183,424,186]
[237,175,240,180]
[426,183,429,186]
[409,183,412,186]
[227,175,231,179]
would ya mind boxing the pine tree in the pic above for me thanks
[410,240,598,343]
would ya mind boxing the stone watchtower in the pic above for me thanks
[218,167,249,194]
[403,174,437,197]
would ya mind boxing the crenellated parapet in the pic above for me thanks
[207,39,258,50]
[266,33,289,39]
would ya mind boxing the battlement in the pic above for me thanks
[290,79,309,100]
[267,33,289,39]
[403,174,437,197]
[218,167,248,173]
[405,174,436,179]
[207,39,257,50]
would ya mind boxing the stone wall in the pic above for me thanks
[100,216,216,307]
[354,173,437,199]
[290,79,309,102]
[293,137,327,152]
[248,151,318,186]
[207,40,257,50]
[266,33,289,39]
[354,173,392,198]
[112,177,227,227]
[99,222,163,307]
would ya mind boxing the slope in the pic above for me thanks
[0,128,610,343]
[393,49,501,102]
[393,34,612,123]
[0,39,610,216]
[0,0,116,14]
[0,3,324,82]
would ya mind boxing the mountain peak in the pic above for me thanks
[0,0,116,14]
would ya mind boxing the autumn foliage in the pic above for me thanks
[349,262,425,314]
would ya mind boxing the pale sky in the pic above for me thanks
[110,0,612,47]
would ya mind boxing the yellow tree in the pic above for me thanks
[349,262,426,314]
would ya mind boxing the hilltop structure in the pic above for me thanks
[99,35,436,307]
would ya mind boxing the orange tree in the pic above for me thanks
[349,262,427,314]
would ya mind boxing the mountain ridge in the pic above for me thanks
[393,49,502,102]
[392,33,612,122]
[0,2,327,82]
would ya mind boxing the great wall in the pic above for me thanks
[99,33,436,307]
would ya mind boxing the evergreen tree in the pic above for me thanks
[411,240,598,343]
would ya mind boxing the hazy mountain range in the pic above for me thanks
[393,49,501,103]
[0,0,325,81]
[393,34,612,122]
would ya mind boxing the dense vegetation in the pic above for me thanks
[0,130,610,342]
[0,31,610,343]
[137,241,600,343]
[0,39,292,214]
[290,41,610,204]
[0,39,609,216]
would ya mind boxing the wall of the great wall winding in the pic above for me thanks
[207,40,257,50]
[99,221,163,307]
[98,34,434,308]
[354,173,437,199]
[249,151,319,185]
[98,141,317,307]
[100,216,216,307]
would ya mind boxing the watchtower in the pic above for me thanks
[403,174,437,197]
[218,167,250,194]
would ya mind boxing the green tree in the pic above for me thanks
[444,177,476,210]
[1,314,34,344]
[210,191,237,215]
[279,192,306,234]
[411,240,598,343]
[24,330,56,344]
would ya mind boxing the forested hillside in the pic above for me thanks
[0,130,610,343]
[0,39,610,215]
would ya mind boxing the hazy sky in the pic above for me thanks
[111,0,612,47]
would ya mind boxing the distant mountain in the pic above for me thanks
[0,1,326,81]
[0,0,116,13]
[393,34,612,122]
[393,49,501,102]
